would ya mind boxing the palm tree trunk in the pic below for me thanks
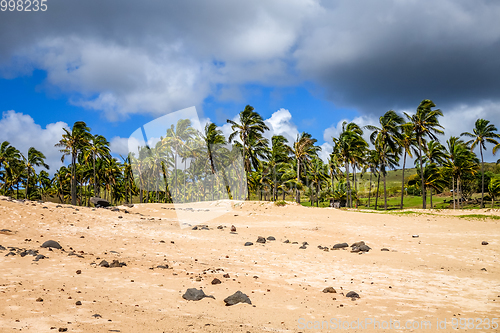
[71,153,77,206]
[400,151,407,209]
[452,175,455,209]
[375,172,381,210]
[368,173,372,208]
[296,161,301,204]
[353,164,357,208]
[345,162,351,208]
[383,163,387,210]
[93,153,97,197]
[419,137,426,209]
[430,188,433,208]
[480,146,484,208]
[25,167,29,199]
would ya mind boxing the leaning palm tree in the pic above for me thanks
[366,110,404,210]
[292,132,320,203]
[404,100,444,209]
[461,119,500,208]
[55,121,91,205]
[227,105,269,199]
[21,147,49,199]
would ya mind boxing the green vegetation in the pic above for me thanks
[1,100,500,208]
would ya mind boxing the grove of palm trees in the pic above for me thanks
[2,100,500,210]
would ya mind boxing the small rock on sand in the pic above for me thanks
[323,287,337,293]
[224,291,252,306]
[182,288,215,301]
[211,278,222,285]
[98,260,109,267]
[40,240,62,249]
[244,242,253,246]
[267,236,276,241]
[332,243,348,249]
[345,291,360,299]
[256,236,266,244]
[482,241,488,245]
[381,248,390,251]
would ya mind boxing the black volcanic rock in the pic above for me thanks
[223,291,251,306]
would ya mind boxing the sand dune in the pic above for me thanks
[1,196,499,332]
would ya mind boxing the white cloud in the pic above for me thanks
[0,110,67,173]
[264,108,299,144]
[323,114,378,145]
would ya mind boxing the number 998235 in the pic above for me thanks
[1,0,47,11]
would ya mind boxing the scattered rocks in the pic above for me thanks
[217,225,224,229]
[231,225,236,232]
[256,236,266,244]
[34,254,46,261]
[58,328,68,332]
[267,236,276,241]
[36,297,43,302]
[41,240,62,249]
[351,241,371,253]
[332,243,349,249]
[0,245,6,251]
[244,242,253,246]
[92,314,102,318]
[182,288,215,301]
[482,241,489,245]
[302,242,309,246]
[76,301,82,305]
[345,291,360,299]
[299,245,307,249]
[283,240,290,243]
[223,291,252,306]
[211,278,222,285]
[323,287,337,293]
[381,248,390,251]
[156,265,169,269]
[109,260,127,268]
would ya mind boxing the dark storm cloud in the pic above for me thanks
[1,0,500,119]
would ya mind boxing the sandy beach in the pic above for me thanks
[1,196,499,332]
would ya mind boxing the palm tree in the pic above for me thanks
[333,121,366,208]
[292,132,320,203]
[396,125,417,209]
[444,137,479,209]
[84,134,110,197]
[366,110,404,210]
[421,141,448,208]
[21,147,49,199]
[55,121,91,205]
[266,135,291,201]
[227,105,269,199]
[164,119,196,200]
[461,119,500,208]
[404,100,444,209]
[0,141,21,195]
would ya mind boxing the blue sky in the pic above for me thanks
[1,0,500,172]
